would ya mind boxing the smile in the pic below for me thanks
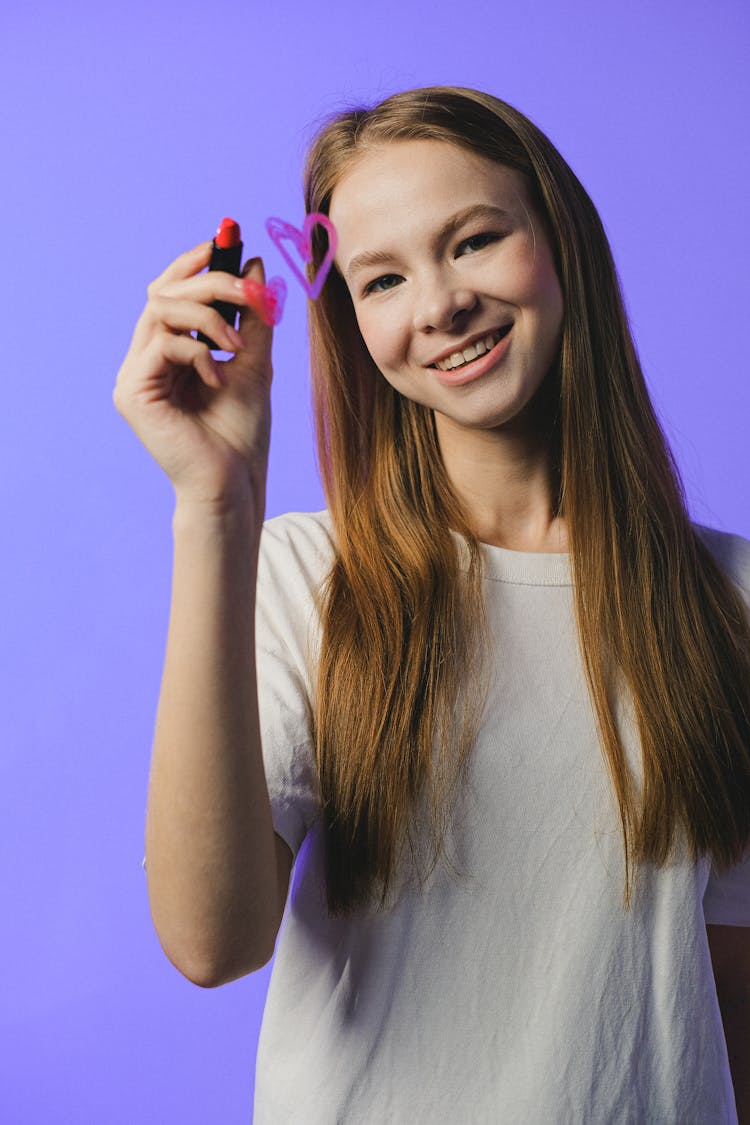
[430,325,514,388]
[430,325,512,372]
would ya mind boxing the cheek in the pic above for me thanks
[537,260,563,309]
[527,249,563,318]
[498,235,561,308]
[356,308,407,371]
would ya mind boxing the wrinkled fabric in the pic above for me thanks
[253,510,750,1124]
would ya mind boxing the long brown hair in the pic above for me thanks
[301,86,750,916]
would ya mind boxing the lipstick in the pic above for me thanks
[197,218,243,350]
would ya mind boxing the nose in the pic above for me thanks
[412,273,478,333]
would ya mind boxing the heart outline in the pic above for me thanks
[265,213,338,301]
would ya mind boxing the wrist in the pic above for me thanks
[172,491,265,543]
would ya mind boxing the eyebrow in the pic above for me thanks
[344,203,514,281]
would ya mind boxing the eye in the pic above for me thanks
[458,232,502,255]
[363,273,403,296]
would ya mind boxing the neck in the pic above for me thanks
[434,378,566,554]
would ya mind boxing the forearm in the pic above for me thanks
[145,501,277,985]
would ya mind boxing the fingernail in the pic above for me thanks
[226,325,244,349]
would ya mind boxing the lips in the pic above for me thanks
[427,324,513,371]
[431,323,513,387]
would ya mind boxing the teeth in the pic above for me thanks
[435,329,506,371]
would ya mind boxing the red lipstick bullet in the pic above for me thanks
[197,218,243,350]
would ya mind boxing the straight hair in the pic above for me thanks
[301,86,750,916]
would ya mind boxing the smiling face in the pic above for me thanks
[329,139,564,442]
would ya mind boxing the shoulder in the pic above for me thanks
[259,509,336,568]
[692,522,750,602]
[261,507,335,544]
[257,509,337,602]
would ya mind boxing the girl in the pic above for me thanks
[115,87,750,1123]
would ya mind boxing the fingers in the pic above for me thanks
[151,266,275,337]
[149,246,267,308]
[147,241,214,297]
[152,268,249,310]
[137,246,276,386]
[113,330,226,424]
[145,295,245,355]
[144,333,227,391]
[146,242,277,333]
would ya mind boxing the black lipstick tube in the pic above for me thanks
[197,218,243,350]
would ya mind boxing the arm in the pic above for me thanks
[145,503,291,987]
[707,923,750,1123]
[114,241,293,989]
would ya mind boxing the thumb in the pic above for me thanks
[241,256,265,281]
[236,256,273,336]
[237,256,286,331]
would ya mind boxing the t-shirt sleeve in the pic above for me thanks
[695,523,750,925]
[703,853,750,925]
[255,512,332,861]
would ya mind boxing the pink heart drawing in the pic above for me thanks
[265,213,338,301]
[241,275,287,326]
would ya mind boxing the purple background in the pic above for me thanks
[2,1,748,1120]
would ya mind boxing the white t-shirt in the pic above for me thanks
[253,510,750,1124]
